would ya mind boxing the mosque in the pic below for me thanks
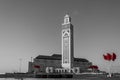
[28,14,93,74]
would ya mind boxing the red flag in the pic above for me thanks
[103,54,108,60]
[34,65,40,68]
[89,65,98,70]
[93,65,98,70]
[106,53,112,61]
[103,53,112,61]
[112,53,116,61]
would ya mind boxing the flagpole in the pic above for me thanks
[108,61,111,77]
[19,58,22,73]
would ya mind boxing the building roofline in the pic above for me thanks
[35,54,89,62]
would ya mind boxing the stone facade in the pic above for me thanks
[28,54,92,73]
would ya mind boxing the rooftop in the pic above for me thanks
[35,54,89,62]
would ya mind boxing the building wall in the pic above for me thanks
[73,61,92,72]
[28,58,61,73]
[28,58,92,73]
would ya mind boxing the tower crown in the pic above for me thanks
[64,14,70,18]
[62,14,71,25]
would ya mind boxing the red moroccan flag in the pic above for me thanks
[107,53,112,61]
[34,65,40,68]
[103,54,108,60]
[89,65,98,70]
[112,53,116,61]
[93,65,98,70]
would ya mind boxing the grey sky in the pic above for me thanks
[0,0,120,73]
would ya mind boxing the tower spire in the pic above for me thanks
[62,14,71,25]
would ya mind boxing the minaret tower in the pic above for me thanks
[62,14,74,69]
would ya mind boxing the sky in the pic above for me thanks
[0,0,120,73]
